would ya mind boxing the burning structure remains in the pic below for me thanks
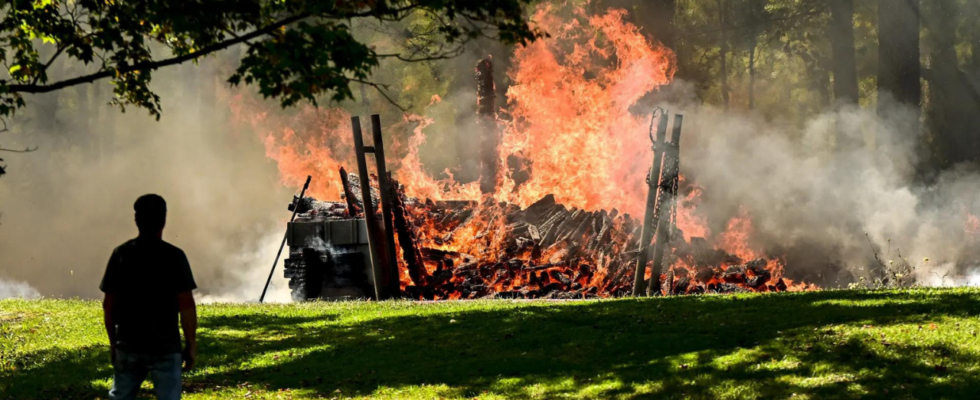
[280,112,813,301]
[241,4,817,301]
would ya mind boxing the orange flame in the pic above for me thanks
[230,98,355,200]
[499,5,676,216]
[717,208,758,262]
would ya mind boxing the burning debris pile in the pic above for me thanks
[283,166,812,301]
[394,191,809,299]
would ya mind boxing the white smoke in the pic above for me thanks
[665,94,980,286]
[0,279,41,299]
[196,230,293,304]
[306,236,354,254]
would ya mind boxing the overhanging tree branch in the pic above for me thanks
[0,146,37,153]
[5,13,310,94]
[351,78,407,112]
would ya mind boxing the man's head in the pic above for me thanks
[134,194,167,236]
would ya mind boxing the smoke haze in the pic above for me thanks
[659,87,980,286]
[0,60,293,302]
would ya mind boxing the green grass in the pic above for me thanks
[3,289,980,399]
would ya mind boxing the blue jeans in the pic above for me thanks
[109,348,182,400]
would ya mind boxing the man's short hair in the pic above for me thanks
[134,194,167,231]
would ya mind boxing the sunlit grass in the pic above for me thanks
[3,289,980,399]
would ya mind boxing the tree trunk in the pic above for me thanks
[877,0,921,114]
[748,41,757,110]
[717,0,730,109]
[924,0,980,167]
[91,81,106,164]
[829,0,859,105]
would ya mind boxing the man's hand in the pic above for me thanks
[177,291,198,372]
[103,293,116,366]
[182,343,197,372]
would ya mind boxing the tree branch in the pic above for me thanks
[6,13,310,94]
[32,44,69,85]
[351,79,407,112]
[0,146,37,153]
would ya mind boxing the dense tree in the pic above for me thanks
[923,0,980,168]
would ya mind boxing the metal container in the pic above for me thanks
[283,218,375,300]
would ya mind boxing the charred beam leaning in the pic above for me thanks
[646,114,683,296]
[631,111,670,296]
[370,114,402,298]
[390,176,431,288]
[351,116,399,300]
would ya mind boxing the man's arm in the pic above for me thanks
[102,293,116,363]
[178,291,197,371]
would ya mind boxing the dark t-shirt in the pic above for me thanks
[100,238,196,355]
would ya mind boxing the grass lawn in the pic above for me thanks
[2,289,980,399]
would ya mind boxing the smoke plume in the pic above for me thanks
[659,88,980,286]
[0,279,41,299]
[0,60,293,302]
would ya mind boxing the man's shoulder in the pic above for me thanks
[160,240,186,257]
[113,239,140,254]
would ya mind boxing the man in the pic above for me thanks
[101,194,198,400]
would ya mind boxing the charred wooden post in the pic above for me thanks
[339,166,360,217]
[351,116,394,300]
[370,114,402,298]
[390,176,431,288]
[646,114,683,296]
[476,55,500,195]
[631,111,670,296]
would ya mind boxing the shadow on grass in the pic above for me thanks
[5,290,980,399]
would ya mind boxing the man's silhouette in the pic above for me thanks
[101,194,197,400]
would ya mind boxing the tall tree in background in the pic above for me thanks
[877,0,921,115]
[829,0,858,105]
[717,0,731,108]
[923,0,980,168]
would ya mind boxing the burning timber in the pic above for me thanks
[282,170,807,301]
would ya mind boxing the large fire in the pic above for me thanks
[231,3,815,299]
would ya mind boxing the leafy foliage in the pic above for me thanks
[0,0,542,119]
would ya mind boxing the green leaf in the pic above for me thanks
[8,65,21,74]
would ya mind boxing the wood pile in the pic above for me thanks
[378,177,793,300]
